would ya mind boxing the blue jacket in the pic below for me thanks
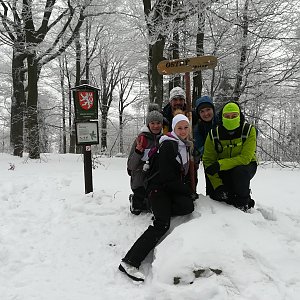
[193,96,218,160]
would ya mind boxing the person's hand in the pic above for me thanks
[213,185,229,202]
[205,162,220,175]
[135,135,147,153]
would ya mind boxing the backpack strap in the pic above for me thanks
[210,123,253,153]
[210,126,223,153]
[241,122,252,143]
[211,126,218,146]
[166,134,186,173]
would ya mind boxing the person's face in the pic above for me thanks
[174,120,190,140]
[148,121,162,134]
[199,107,214,122]
[223,112,239,119]
[170,97,185,111]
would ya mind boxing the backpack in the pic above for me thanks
[210,122,254,153]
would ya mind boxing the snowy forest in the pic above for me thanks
[0,0,300,164]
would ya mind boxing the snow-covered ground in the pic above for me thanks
[0,153,299,300]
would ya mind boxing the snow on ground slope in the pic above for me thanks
[152,198,300,299]
[0,153,299,300]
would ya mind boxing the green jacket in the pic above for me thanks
[202,124,257,189]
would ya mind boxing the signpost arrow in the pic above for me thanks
[157,55,217,75]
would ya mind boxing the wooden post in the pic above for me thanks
[157,55,218,194]
[184,72,196,193]
[83,145,93,194]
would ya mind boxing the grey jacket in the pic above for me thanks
[127,126,162,190]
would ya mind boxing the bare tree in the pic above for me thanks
[143,0,173,106]
[92,39,127,152]
[232,0,249,100]
[0,0,92,158]
[116,71,140,154]
[58,55,67,153]
[0,1,26,157]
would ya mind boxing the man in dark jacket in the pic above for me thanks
[162,86,187,134]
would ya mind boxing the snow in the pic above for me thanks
[1,153,300,300]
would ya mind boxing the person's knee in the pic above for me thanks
[153,219,170,234]
[185,201,194,214]
[231,165,249,177]
[175,199,194,215]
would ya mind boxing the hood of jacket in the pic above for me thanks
[195,96,215,115]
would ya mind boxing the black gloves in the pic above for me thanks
[205,162,220,175]
[213,185,229,203]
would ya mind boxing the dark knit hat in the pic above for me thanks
[146,103,163,125]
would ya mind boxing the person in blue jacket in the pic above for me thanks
[193,95,218,196]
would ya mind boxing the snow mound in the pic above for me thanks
[152,196,300,299]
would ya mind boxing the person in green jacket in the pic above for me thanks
[202,101,257,211]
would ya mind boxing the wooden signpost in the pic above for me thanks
[71,81,100,194]
[157,55,218,193]
[157,55,217,75]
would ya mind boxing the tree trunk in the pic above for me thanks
[192,4,205,105]
[143,0,172,106]
[11,49,26,157]
[119,113,124,154]
[233,0,249,100]
[59,57,67,153]
[26,53,40,159]
[149,38,165,106]
[68,90,76,154]
[69,30,82,153]
[170,0,180,90]
[85,18,90,82]
[101,108,108,153]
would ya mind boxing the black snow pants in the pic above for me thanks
[219,161,257,207]
[122,188,194,268]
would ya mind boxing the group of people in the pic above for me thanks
[120,87,258,282]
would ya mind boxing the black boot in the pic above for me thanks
[119,260,145,282]
[129,194,141,215]
[238,198,255,212]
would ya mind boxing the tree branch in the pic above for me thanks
[38,3,89,66]
[0,0,16,42]
[36,0,56,42]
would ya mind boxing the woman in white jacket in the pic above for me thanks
[120,113,194,282]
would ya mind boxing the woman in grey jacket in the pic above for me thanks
[127,103,163,214]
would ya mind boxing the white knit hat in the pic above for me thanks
[169,87,186,102]
[172,114,189,130]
